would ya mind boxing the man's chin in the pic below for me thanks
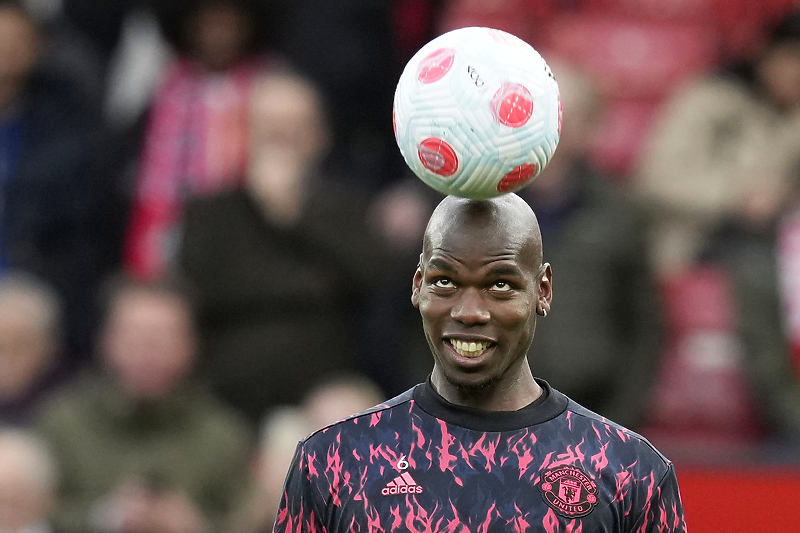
[442,369,499,393]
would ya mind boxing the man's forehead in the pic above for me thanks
[425,226,528,256]
[423,235,535,274]
[422,195,542,266]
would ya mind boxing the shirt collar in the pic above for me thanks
[413,377,568,432]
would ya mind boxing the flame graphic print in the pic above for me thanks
[272,385,686,533]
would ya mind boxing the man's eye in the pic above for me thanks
[492,281,512,292]
[434,278,455,288]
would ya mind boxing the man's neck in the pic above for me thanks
[430,366,542,411]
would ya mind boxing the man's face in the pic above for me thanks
[0,7,38,82]
[246,76,328,201]
[188,3,251,72]
[759,42,800,110]
[101,291,196,400]
[412,207,550,393]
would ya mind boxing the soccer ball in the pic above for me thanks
[393,27,561,199]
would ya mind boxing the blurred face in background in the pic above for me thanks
[187,1,252,72]
[302,377,383,430]
[0,294,56,402]
[101,289,197,401]
[246,74,329,220]
[0,5,39,111]
[758,41,800,111]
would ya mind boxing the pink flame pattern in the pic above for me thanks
[272,388,686,533]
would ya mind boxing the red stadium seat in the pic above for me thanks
[643,265,765,446]
[544,15,719,98]
[587,0,720,22]
[711,0,797,59]
[437,0,554,46]
[586,98,660,177]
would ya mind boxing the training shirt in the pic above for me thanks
[273,379,686,533]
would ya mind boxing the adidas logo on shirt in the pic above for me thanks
[381,472,423,495]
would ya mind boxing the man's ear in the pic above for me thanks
[538,263,553,316]
[411,257,423,308]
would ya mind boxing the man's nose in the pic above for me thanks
[450,288,490,325]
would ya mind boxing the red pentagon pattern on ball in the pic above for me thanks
[418,137,458,177]
[416,48,456,83]
[497,162,539,193]
[491,82,534,127]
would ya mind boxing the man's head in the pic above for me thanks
[98,275,198,401]
[757,9,800,111]
[247,70,330,177]
[411,194,552,405]
[246,70,330,222]
[0,2,40,113]
[0,428,57,532]
[0,272,61,402]
[183,0,255,72]
[301,374,384,430]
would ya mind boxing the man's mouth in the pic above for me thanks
[448,339,493,357]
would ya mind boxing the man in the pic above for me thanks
[272,194,686,532]
[36,275,252,533]
[178,71,385,424]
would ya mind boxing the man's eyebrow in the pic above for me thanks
[486,264,524,278]
[426,258,457,273]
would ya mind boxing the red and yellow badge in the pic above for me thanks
[538,465,598,518]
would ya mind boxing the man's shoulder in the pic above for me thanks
[562,396,673,471]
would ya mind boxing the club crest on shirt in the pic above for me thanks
[538,465,598,518]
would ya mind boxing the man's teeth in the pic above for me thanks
[450,339,490,356]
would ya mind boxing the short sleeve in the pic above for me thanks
[631,463,687,533]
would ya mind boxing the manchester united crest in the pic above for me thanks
[538,465,599,518]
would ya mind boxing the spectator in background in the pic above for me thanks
[0,427,58,533]
[230,374,384,533]
[35,275,252,533]
[637,9,800,281]
[178,70,387,424]
[516,59,662,430]
[699,150,800,445]
[124,0,276,278]
[0,272,65,426]
[0,1,109,371]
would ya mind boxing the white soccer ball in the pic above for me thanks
[393,27,561,199]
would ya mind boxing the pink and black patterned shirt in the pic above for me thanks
[273,379,686,533]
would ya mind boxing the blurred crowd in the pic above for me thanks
[2,0,800,531]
